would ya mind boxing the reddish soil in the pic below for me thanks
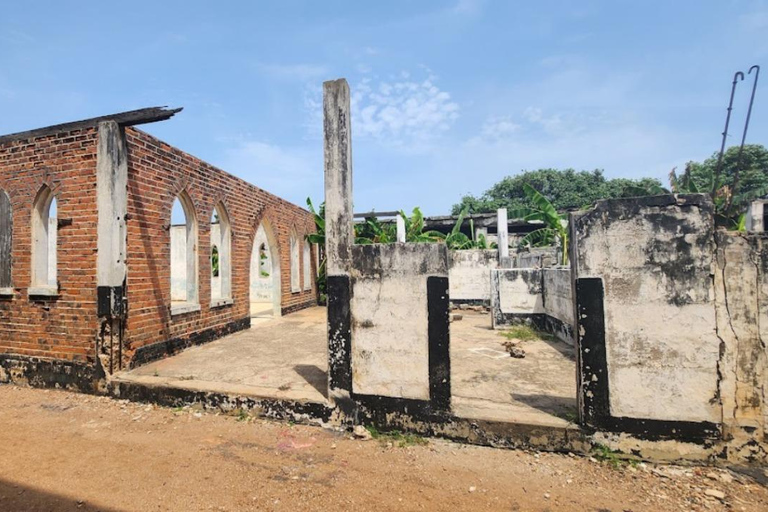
[0,385,766,511]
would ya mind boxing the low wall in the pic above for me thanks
[448,249,497,304]
[490,267,574,344]
[516,247,558,268]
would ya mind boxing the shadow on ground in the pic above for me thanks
[294,364,328,398]
[0,478,122,512]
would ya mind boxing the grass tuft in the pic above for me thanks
[366,426,428,447]
[499,325,553,342]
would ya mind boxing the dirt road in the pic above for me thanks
[0,386,765,511]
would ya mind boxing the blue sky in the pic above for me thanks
[1,1,766,215]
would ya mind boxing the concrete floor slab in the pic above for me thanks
[116,308,577,428]
[117,307,327,403]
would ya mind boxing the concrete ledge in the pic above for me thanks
[209,298,234,309]
[28,286,59,298]
[109,378,334,424]
[170,303,201,316]
[0,287,13,296]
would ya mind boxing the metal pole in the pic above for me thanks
[713,71,744,196]
[733,65,760,203]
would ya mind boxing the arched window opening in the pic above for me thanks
[250,222,280,319]
[170,193,198,312]
[210,204,231,304]
[303,240,312,291]
[30,186,57,294]
[0,190,12,293]
[290,230,300,293]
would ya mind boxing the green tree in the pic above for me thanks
[452,169,663,215]
[686,144,768,206]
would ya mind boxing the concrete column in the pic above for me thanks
[96,121,128,288]
[396,215,406,243]
[497,208,509,259]
[323,79,354,276]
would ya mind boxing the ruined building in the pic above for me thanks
[0,108,317,385]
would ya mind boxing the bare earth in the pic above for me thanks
[1,386,767,511]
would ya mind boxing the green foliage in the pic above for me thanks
[398,207,445,243]
[452,169,663,215]
[211,246,219,277]
[499,325,542,342]
[625,145,768,230]
[365,425,428,447]
[516,184,570,264]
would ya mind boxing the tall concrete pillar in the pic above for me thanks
[324,79,354,276]
[497,208,510,266]
[96,120,128,290]
[96,120,129,374]
[324,79,355,400]
[396,215,406,243]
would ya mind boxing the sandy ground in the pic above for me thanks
[1,386,766,512]
[119,308,575,427]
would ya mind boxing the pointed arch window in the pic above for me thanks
[30,186,57,296]
[0,190,12,295]
[210,203,232,306]
[170,192,199,314]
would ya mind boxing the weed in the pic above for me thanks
[499,325,553,342]
[591,444,623,469]
[556,409,578,423]
[366,426,428,448]
[234,408,250,422]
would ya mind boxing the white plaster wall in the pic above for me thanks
[448,249,497,302]
[47,217,57,286]
[350,243,448,400]
[745,201,765,233]
[170,225,187,301]
[290,235,300,292]
[573,200,720,423]
[303,241,312,290]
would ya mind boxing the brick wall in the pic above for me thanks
[123,128,317,362]
[0,128,100,363]
[0,123,317,370]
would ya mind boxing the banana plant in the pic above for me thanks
[515,184,570,265]
[398,207,445,243]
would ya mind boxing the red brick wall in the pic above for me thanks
[124,128,317,361]
[0,124,317,368]
[0,128,100,363]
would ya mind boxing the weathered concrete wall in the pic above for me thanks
[490,268,573,343]
[542,268,574,340]
[350,243,448,400]
[324,78,451,414]
[516,247,558,268]
[572,195,720,425]
[714,231,768,461]
[448,249,497,303]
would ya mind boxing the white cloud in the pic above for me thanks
[350,72,460,149]
[302,70,460,151]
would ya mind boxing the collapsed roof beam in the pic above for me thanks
[0,106,183,145]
